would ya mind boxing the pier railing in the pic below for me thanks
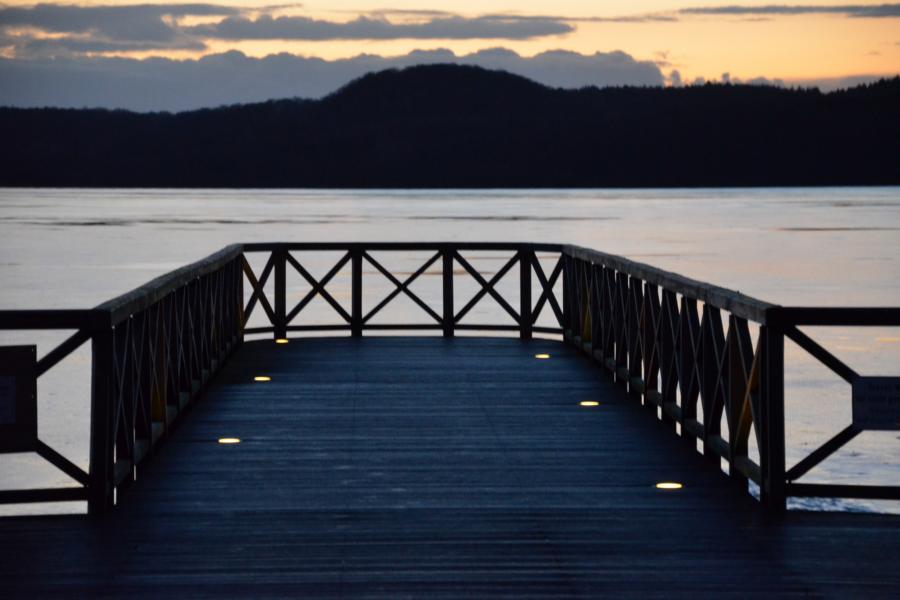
[0,242,897,514]
[240,242,564,339]
[0,245,245,513]
[562,244,900,510]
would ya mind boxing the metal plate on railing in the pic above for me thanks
[0,345,37,452]
[852,377,900,431]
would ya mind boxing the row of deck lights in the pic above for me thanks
[223,342,684,491]
[533,351,684,492]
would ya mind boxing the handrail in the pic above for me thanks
[563,244,774,323]
[1,241,897,515]
[97,244,245,326]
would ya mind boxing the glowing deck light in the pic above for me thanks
[217,437,241,444]
[655,482,683,490]
[275,338,289,344]
[579,401,600,407]
[253,376,271,382]
[534,353,551,359]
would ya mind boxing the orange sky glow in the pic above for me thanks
[0,1,898,84]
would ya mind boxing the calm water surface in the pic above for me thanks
[1,187,899,514]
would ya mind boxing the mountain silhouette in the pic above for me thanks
[1,64,898,187]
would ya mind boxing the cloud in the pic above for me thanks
[0,48,664,112]
[1,5,576,57]
[0,3,238,41]
[680,4,900,18]
[14,35,206,55]
[186,14,573,40]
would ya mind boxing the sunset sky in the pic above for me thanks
[1,1,898,109]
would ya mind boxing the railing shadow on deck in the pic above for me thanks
[0,242,897,515]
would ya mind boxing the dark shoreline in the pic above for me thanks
[3,65,898,188]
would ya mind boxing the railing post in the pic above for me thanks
[351,250,363,337]
[274,247,287,340]
[442,250,454,338]
[562,254,571,338]
[236,256,245,345]
[519,250,532,340]
[759,321,786,513]
[88,324,115,515]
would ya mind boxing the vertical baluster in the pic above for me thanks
[562,254,572,339]
[700,307,725,466]
[589,263,603,364]
[442,250,454,338]
[351,250,363,337]
[236,256,245,346]
[660,290,678,416]
[274,247,287,340]
[519,250,532,340]
[727,316,751,490]
[643,283,660,407]
[614,272,628,385]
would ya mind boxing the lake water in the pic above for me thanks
[1,187,899,514]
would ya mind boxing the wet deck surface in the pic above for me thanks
[1,337,899,598]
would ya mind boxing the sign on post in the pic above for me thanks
[852,377,900,431]
[0,346,38,452]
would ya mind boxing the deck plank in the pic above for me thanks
[1,336,898,598]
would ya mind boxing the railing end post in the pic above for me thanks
[759,323,787,514]
[88,327,115,516]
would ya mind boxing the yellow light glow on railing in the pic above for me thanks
[218,437,241,444]
[655,482,683,490]
[579,401,599,407]
[275,338,289,344]
[253,376,271,382]
[534,353,551,359]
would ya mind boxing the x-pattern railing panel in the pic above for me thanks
[285,251,352,324]
[239,246,565,336]
[453,251,521,324]
[363,251,442,324]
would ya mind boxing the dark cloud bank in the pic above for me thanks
[1,2,898,111]
[0,48,665,112]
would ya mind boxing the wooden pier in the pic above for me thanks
[1,243,898,596]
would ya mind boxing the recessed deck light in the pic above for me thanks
[253,376,271,382]
[218,437,241,444]
[275,338,289,344]
[534,353,551,359]
[655,482,683,490]
[579,401,599,407]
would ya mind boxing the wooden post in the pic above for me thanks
[519,250,532,340]
[88,326,115,515]
[727,317,750,491]
[274,247,287,340]
[442,250,454,338]
[562,254,572,339]
[351,250,363,337]
[236,257,245,345]
[759,324,786,513]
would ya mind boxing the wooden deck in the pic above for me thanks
[1,337,898,597]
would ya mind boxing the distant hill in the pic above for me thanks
[1,64,898,187]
